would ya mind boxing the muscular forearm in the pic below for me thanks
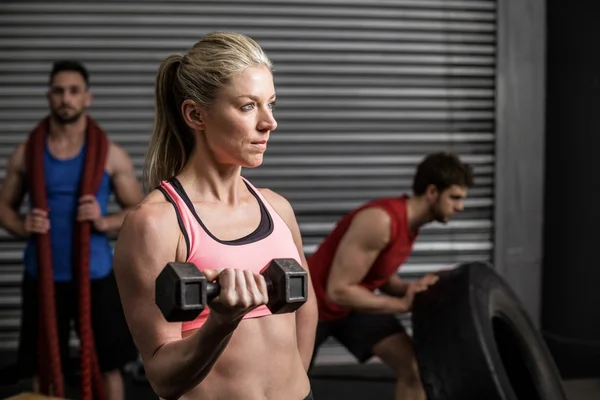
[0,206,27,238]
[295,296,318,371]
[146,316,238,400]
[379,276,410,297]
[329,285,409,315]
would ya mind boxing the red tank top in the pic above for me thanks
[157,177,303,332]
[308,195,417,321]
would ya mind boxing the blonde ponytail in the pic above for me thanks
[144,54,195,190]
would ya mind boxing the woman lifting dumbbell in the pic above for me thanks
[112,32,318,400]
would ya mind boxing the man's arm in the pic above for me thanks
[260,189,318,372]
[0,144,28,238]
[101,143,145,233]
[380,272,440,298]
[379,273,410,297]
[326,207,413,314]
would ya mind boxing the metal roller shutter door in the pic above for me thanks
[0,0,497,365]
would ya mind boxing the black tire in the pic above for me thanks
[411,261,567,400]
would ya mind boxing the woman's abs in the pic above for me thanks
[180,313,310,400]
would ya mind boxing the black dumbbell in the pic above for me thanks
[155,258,308,322]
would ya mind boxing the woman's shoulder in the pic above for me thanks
[255,187,298,227]
[256,187,289,209]
[122,189,181,235]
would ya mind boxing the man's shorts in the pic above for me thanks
[312,312,406,365]
[17,270,139,377]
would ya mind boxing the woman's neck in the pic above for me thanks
[177,143,245,205]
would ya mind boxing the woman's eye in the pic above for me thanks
[241,103,255,111]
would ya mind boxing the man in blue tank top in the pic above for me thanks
[0,60,144,399]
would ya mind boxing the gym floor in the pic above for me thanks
[0,353,599,400]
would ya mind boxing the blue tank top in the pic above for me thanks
[23,142,114,282]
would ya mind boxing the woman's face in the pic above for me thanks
[201,66,277,168]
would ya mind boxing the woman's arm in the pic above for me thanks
[113,199,267,400]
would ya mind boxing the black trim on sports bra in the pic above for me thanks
[168,177,274,246]
[157,185,191,260]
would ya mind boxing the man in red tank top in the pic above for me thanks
[308,152,474,400]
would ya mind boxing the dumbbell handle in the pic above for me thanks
[204,278,275,304]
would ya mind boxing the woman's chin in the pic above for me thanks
[241,155,265,169]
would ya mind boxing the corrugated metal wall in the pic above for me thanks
[0,0,497,364]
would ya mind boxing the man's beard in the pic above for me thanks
[51,107,84,125]
[430,202,448,224]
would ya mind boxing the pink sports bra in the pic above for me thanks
[157,176,302,332]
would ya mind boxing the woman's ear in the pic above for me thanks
[181,100,205,131]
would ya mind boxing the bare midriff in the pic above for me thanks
[172,313,310,400]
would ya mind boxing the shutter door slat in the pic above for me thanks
[0,27,496,45]
[0,0,497,365]
[4,40,496,55]
[2,75,496,88]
